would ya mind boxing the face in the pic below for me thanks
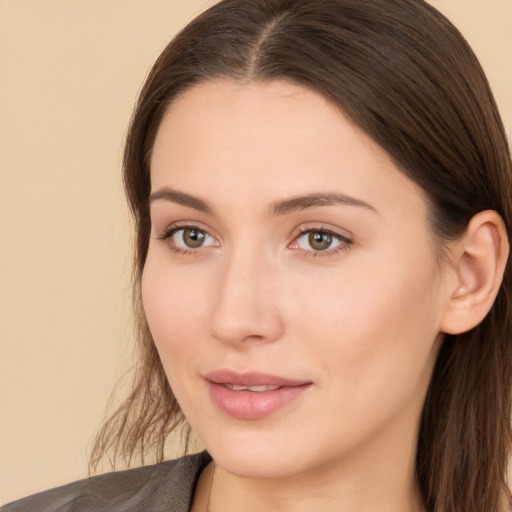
[143,79,449,480]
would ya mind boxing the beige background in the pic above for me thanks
[0,0,510,505]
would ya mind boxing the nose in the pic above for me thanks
[209,248,285,346]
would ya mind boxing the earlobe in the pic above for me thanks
[440,210,509,335]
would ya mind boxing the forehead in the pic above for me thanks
[150,79,426,218]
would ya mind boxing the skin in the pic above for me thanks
[142,79,455,512]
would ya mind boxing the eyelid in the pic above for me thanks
[288,224,353,256]
[289,222,353,242]
[155,221,220,254]
[154,220,352,257]
[155,220,218,239]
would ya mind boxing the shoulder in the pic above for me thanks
[1,451,211,512]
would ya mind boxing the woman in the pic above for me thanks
[3,0,511,511]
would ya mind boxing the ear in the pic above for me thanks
[440,210,509,335]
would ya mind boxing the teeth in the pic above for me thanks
[225,384,281,392]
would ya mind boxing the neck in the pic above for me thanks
[209,467,423,512]
[206,429,425,512]
[207,446,425,512]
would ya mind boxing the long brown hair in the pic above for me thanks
[90,1,512,510]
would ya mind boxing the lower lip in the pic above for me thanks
[208,382,312,420]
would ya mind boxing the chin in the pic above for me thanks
[211,447,299,479]
[196,423,320,480]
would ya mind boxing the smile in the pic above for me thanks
[205,370,312,420]
[224,384,281,392]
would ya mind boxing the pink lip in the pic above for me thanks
[205,370,312,420]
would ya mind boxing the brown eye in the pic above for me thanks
[182,228,207,248]
[308,231,333,251]
[292,228,349,255]
[162,226,217,251]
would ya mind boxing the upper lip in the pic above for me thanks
[205,369,310,387]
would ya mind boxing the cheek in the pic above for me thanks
[287,251,442,407]
[141,253,212,372]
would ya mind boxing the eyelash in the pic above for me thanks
[156,224,216,257]
[293,226,352,257]
[156,224,352,258]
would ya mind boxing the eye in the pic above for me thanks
[158,225,218,252]
[290,228,351,255]
[174,227,212,248]
[302,231,336,251]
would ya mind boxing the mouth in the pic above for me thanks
[205,370,313,420]
[223,384,282,392]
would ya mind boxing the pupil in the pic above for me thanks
[183,229,205,248]
[309,231,332,251]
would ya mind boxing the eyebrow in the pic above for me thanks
[150,187,377,216]
[150,187,212,213]
[270,192,377,216]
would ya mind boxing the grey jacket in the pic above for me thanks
[1,452,211,512]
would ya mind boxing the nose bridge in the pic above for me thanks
[210,241,283,345]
